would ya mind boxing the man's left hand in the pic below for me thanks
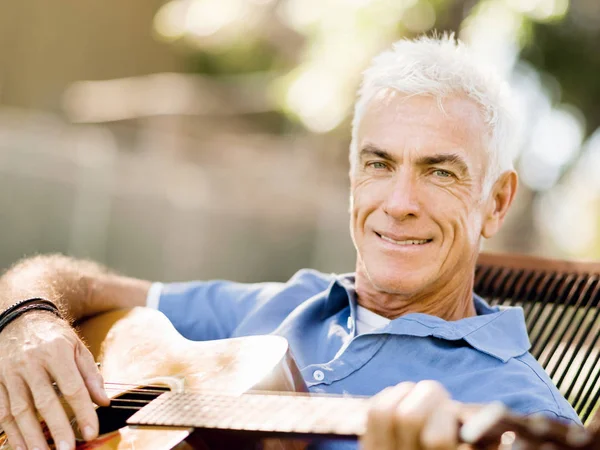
[361,380,462,450]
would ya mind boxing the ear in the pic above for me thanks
[481,171,518,239]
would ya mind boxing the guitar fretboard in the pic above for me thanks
[127,391,368,439]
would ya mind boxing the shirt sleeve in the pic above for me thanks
[156,279,287,341]
[153,269,334,342]
[146,282,164,310]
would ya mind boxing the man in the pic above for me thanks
[0,35,580,450]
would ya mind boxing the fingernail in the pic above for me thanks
[83,426,95,440]
[59,441,71,450]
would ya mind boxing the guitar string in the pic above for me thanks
[91,383,369,410]
[100,392,364,409]
[100,381,369,398]
[109,405,144,410]
[103,396,367,412]
[99,390,360,405]
[103,388,170,394]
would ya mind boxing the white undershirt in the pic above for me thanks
[355,304,391,335]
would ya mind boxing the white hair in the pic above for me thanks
[350,33,519,196]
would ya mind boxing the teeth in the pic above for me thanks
[380,235,429,246]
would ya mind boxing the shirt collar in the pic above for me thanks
[321,275,354,318]
[324,274,531,363]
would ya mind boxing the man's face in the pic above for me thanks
[351,91,491,296]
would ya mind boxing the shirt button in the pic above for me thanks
[313,370,325,382]
[347,316,354,329]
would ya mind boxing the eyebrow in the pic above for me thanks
[359,144,470,176]
[359,144,395,162]
[419,154,470,176]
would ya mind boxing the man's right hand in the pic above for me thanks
[0,312,110,450]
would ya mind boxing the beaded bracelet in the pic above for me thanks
[0,298,64,335]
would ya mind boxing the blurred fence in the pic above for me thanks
[0,107,356,282]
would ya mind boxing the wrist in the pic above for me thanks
[2,307,65,332]
[0,298,65,336]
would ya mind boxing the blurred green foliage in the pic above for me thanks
[186,38,282,75]
[522,17,600,137]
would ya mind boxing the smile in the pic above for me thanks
[375,232,433,246]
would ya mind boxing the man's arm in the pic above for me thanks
[0,254,151,320]
[0,254,151,450]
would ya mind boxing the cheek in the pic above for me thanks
[349,188,364,241]
[426,186,480,244]
[467,210,483,242]
[351,180,384,221]
[453,206,483,247]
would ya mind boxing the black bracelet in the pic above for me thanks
[0,298,64,335]
[0,298,59,318]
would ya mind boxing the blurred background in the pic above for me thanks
[0,0,598,283]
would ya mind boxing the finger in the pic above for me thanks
[5,374,49,450]
[456,402,483,424]
[361,383,415,450]
[46,347,98,441]
[394,380,450,450]
[421,403,458,450]
[74,341,109,406]
[24,364,75,450]
[0,382,27,450]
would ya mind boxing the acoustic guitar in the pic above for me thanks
[0,307,597,450]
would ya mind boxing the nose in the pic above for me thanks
[382,169,420,220]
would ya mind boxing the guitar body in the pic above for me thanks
[1,307,308,450]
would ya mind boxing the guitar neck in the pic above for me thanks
[127,391,368,440]
[127,391,600,449]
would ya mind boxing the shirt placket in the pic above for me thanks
[302,333,391,387]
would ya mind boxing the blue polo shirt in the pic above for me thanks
[152,268,580,448]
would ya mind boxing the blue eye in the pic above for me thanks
[368,161,388,169]
[433,169,453,178]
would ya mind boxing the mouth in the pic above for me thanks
[375,232,433,246]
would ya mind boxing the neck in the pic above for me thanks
[354,263,477,321]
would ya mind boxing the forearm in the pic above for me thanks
[0,254,151,321]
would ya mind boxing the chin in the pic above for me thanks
[364,263,433,295]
